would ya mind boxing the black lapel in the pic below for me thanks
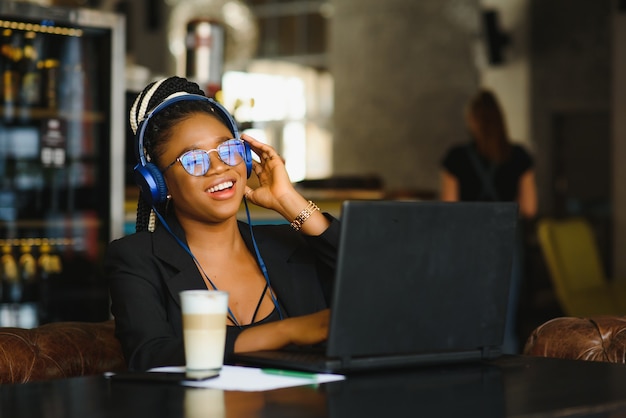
[152,220,204,308]
[151,218,295,311]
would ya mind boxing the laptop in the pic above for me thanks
[231,200,518,373]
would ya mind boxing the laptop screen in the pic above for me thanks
[327,200,518,360]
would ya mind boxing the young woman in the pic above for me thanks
[440,89,537,218]
[105,76,338,371]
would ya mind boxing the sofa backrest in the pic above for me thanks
[0,320,127,384]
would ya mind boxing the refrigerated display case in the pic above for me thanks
[0,1,125,326]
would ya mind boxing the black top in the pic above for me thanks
[105,213,340,371]
[441,142,533,202]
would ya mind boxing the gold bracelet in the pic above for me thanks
[290,201,320,231]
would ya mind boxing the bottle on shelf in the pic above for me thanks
[0,244,20,327]
[38,243,58,279]
[19,244,38,302]
[38,242,62,323]
[19,31,43,110]
[18,244,39,328]
[41,58,60,110]
[1,28,23,122]
[1,244,20,304]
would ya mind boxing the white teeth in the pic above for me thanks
[208,181,234,193]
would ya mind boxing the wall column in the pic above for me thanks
[329,0,480,196]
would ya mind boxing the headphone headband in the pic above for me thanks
[133,92,252,206]
[136,93,240,166]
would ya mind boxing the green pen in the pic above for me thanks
[261,368,318,380]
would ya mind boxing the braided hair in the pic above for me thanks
[129,76,230,232]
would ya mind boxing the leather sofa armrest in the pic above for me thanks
[523,316,626,363]
[0,320,127,384]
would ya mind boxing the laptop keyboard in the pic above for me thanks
[257,346,327,363]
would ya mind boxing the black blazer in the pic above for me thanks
[105,214,340,371]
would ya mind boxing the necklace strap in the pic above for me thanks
[193,259,242,328]
[151,204,284,329]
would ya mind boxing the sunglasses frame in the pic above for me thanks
[162,138,246,176]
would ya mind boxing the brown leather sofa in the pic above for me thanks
[0,320,127,384]
[523,316,626,363]
[5,314,621,384]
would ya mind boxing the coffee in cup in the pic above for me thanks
[180,290,229,378]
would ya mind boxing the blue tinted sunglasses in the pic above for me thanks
[163,139,245,176]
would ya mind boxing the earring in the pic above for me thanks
[165,194,172,211]
[148,209,156,233]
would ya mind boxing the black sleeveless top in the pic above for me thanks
[441,142,533,202]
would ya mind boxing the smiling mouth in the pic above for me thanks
[207,181,234,193]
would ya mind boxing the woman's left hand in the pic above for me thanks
[242,133,297,212]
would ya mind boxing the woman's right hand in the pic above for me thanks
[241,133,295,210]
[281,309,330,346]
[234,309,330,353]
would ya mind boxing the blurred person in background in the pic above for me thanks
[440,88,537,354]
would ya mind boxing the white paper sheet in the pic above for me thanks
[148,365,345,392]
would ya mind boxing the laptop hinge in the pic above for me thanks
[482,346,502,360]
[341,355,352,368]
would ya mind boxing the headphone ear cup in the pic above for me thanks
[244,141,253,178]
[133,162,168,206]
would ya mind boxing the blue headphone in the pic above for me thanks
[133,93,253,206]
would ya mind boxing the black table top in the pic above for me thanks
[3,355,626,418]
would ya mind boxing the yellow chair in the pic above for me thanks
[536,217,626,316]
